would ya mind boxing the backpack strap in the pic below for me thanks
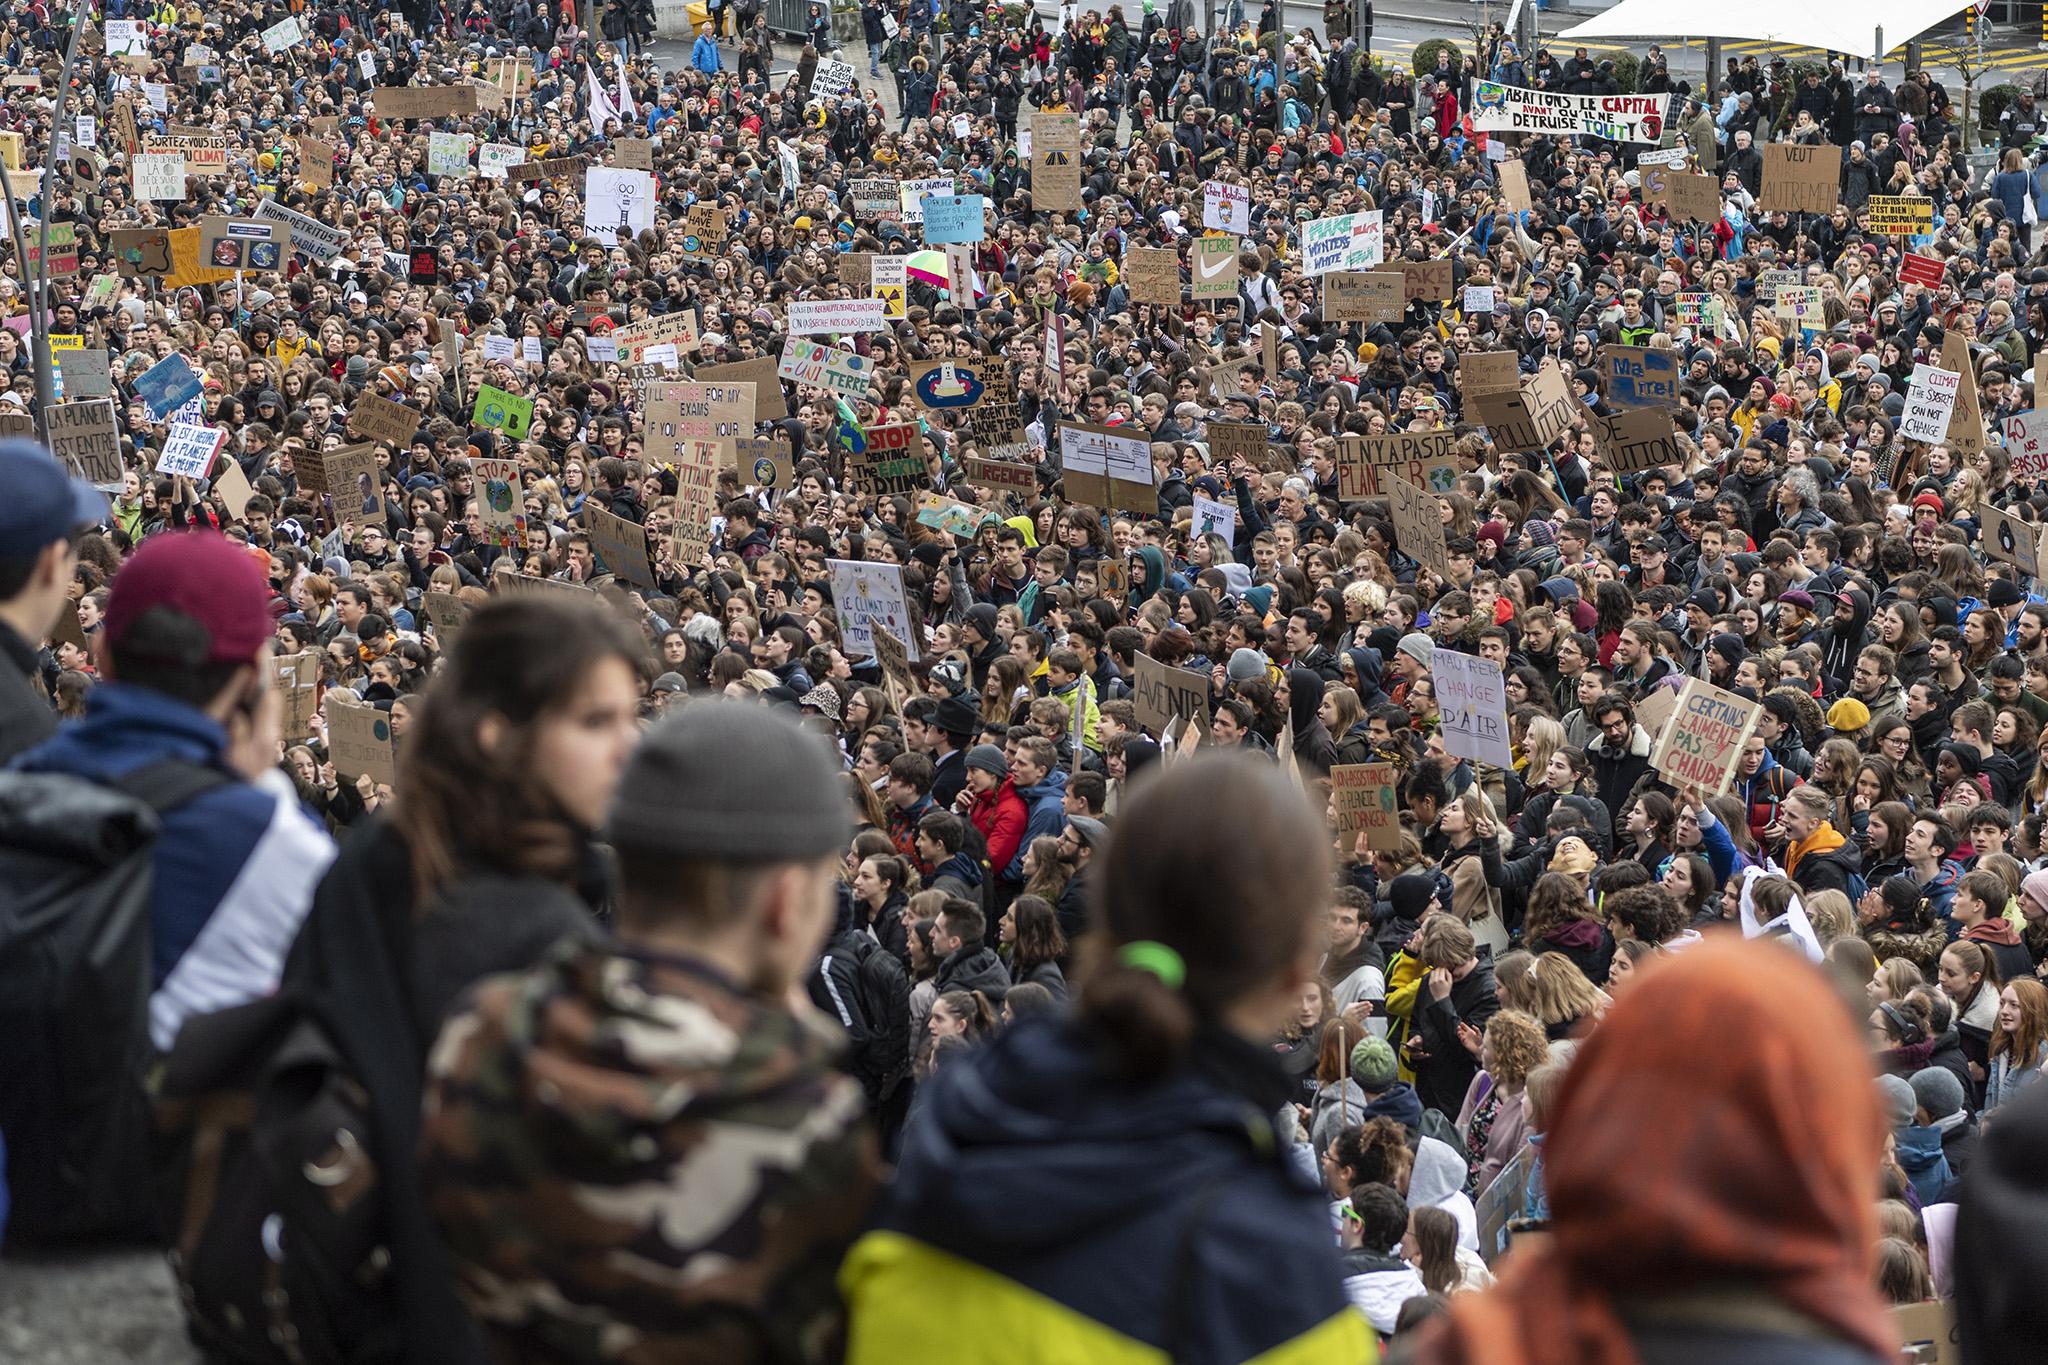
[112,759,234,815]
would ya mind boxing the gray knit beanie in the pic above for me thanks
[607,702,850,862]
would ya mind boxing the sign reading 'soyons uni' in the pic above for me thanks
[1470,83,1667,143]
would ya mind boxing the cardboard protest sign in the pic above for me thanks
[1387,472,1449,579]
[212,458,257,520]
[1125,246,1180,306]
[1059,421,1156,511]
[323,443,381,516]
[1459,350,1522,397]
[1434,650,1513,768]
[1497,158,1531,212]
[1760,142,1841,215]
[1330,763,1401,849]
[1891,1299,1959,1365]
[1469,361,1579,454]
[1980,503,2047,577]
[1208,421,1270,470]
[1337,430,1459,501]
[1649,676,1763,797]
[57,348,110,399]
[422,591,469,646]
[962,369,1031,463]
[110,227,174,278]
[0,410,35,440]
[1131,652,1211,737]
[1901,364,1960,442]
[473,383,534,439]
[1400,258,1454,303]
[276,651,319,742]
[679,202,727,260]
[298,136,334,188]
[963,454,1037,496]
[613,137,654,170]
[1867,195,1933,235]
[1031,111,1081,211]
[829,559,920,661]
[1592,406,1683,474]
[508,155,588,183]
[370,85,480,119]
[1600,345,1680,406]
[1641,163,1719,224]
[697,357,787,421]
[46,398,121,488]
[731,435,792,493]
[1940,331,1987,455]
[1190,236,1239,300]
[1324,271,1406,322]
[327,699,397,789]
[668,437,722,566]
[347,391,421,447]
[647,380,756,458]
[846,422,928,494]
[584,500,657,588]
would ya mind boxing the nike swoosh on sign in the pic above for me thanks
[1198,254,1233,278]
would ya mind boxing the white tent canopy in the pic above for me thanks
[1557,0,1972,63]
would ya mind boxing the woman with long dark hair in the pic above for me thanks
[999,893,1070,998]
[283,596,647,1363]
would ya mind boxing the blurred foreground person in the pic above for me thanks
[1398,939,1894,1365]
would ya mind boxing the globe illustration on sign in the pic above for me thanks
[752,456,780,487]
[485,478,515,513]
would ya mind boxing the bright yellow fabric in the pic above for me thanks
[842,1231,1375,1365]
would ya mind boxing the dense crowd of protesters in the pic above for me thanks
[7,0,2048,1360]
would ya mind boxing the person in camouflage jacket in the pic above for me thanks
[419,704,882,1363]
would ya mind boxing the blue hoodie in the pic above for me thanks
[1895,1123,1954,1207]
[1005,767,1069,881]
[1343,647,1388,708]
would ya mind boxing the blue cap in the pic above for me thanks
[0,439,108,557]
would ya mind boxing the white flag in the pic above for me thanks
[616,59,636,123]
[586,64,618,129]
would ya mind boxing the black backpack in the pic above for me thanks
[0,759,228,1246]
[151,990,400,1365]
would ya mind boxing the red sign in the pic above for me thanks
[1899,252,1945,289]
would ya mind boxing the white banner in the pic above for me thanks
[1300,211,1384,276]
[478,142,525,179]
[254,197,346,261]
[1433,650,1513,769]
[1202,180,1250,234]
[1902,364,1960,443]
[828,559,919,660]
[131,153,186,202]
[1470,82,1669,143]
[788,298,889,335]
[2007,410,2048,479]
[583,167,655,246]
[156,422,226,477]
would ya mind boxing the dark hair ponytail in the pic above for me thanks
[1080,752,1332,1081]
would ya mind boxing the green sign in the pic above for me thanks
[472,383,532,439]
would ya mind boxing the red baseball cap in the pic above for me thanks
[103,532,275,666]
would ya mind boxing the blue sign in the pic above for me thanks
[1604,346,1680,408]
[134,353,202,421]
[921,193,986,245]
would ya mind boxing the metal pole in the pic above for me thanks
[31,9,89,436]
